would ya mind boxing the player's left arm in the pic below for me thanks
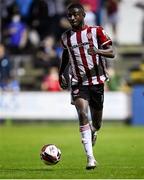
[88,26,115,58]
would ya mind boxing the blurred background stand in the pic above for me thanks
[132,84,144,125]
[135,0,144,44]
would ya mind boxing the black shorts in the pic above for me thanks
[71,84,104,110]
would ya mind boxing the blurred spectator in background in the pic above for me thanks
[29,0,70,41]
[81,2,96,26]
[28,0,50,40]
[0,44,20,91]
[95,0,104,26]
[0,44,11,86]
[3,13,28,54]
[15,0,33,23]
[1,0,15,42]
[41,67,61,91]
[79,0,101,25]
[103,0,121,44]
[0,0,16,27]
[44,0,70,41]
[34,36,60,73]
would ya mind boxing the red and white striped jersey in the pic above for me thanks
[61,25,112,86]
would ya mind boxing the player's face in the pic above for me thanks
[67,7,84,28]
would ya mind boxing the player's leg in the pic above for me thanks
[74,98,96,169]
[75,98,89,125]
[90,108,103,131]
[90,108,103,146]
[89,84,104,146]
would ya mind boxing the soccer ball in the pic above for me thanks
[40,144,61,165]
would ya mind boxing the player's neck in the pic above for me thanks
[72,23,88,32]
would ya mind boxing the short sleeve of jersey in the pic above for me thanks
[97,26,112,48]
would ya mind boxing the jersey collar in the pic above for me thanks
[72,25,88,32]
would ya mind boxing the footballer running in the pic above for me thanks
[59,3,115,170]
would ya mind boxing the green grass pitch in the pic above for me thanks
[0,121,144,179]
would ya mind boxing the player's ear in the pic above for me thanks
[81,8,86,17]
[83,11,86,17]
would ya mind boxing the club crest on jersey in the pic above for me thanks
[87,32,92,40]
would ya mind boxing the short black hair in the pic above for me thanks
[67,3,85,12]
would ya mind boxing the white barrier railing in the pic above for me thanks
[0,91,130,120]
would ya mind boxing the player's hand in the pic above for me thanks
[87,47,99,56]
[59,74,68,90]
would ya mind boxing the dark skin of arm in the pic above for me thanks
[59,49,69,89]
[87,44,115,58]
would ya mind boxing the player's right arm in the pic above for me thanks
[59,49,69,89]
